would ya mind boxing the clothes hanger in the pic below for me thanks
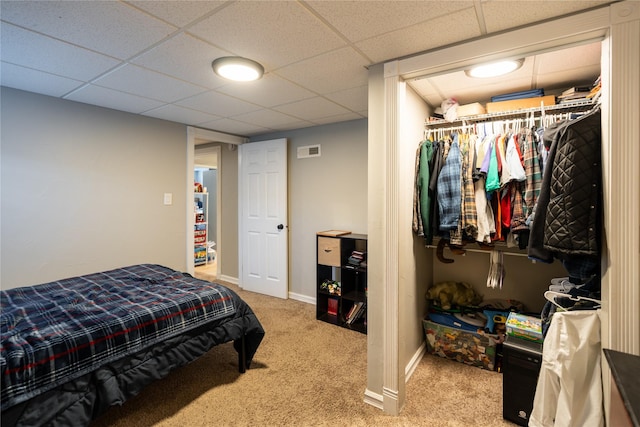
[486,250,504,289]
[543,290,602,310]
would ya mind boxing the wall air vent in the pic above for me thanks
[297,144,321,159]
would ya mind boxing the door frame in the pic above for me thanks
[186,126,247,276]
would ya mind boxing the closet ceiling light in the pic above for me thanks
[466,59,524,78]
[212,56,264,82]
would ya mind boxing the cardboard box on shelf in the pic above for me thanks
[457,102,486,117]
[486,95,556,113]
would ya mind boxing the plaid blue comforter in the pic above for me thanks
[1,264,236,408]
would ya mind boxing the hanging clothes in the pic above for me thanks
[412,139,434,238]
[416,102,595,249]
[528,108,602,263]
[505,134,526,182]
[485,137,500,193]
[437,135,462,234]
[475,135,495,243]
[428,140,445,241]
[459,133,478,240]
[521,128,542,220]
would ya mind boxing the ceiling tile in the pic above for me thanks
[176,91,262,117]
[92,64,205,103]
[311,113,366,126]
[356,7,480,63]
[0,63,84,97]
[481,1,612,33]
[215,74,316,108]
[307,1,474,43]
[276,47,369,94]
[187,1,346,70]
[197,118,271,136]
[324,86,368,112]
[534,42,602,75]
[142,104,221,126]
[127,1,227,27]
[274,97,351,121]
[0,1,176,59]
[0,23,120,81]
[408,78,440,100]
[132,33,230,89]
[231,109,309,129]
[64,84,164,114]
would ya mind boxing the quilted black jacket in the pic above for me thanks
[528,108,601,262]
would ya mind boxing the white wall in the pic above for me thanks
[1,88,188,289]
[398,84,432,378]
[251,119,368,301]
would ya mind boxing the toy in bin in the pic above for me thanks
[483,309,510,335]
[506,313,543,343]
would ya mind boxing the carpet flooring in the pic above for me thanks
[91,273,516,427]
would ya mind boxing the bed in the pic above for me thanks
[1,264,265,427]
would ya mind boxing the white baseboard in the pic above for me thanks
[363,388,384,410]
[363,344,426,414]
[220,274,238,285]
[289,292,315,305]
[405,342,426,381]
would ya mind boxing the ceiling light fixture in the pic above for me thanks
[466,59,524,78]
[211,56,264,82]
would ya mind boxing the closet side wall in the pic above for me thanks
[399,85,433,376]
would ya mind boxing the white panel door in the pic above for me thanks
[239,138,288,298]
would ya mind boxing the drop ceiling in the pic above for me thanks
[0,1,611,138]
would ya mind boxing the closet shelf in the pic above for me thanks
[425,98,596,128]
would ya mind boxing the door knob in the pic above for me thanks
[277,224,284,230]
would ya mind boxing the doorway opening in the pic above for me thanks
[194,164,218,277]
[194,145,221,279]
[186,126,246,278]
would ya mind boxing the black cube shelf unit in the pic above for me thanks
[316,231,367,334]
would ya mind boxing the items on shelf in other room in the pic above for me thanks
[320,279,341,296]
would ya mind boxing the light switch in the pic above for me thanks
[163,193,173,205]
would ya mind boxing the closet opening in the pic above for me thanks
[406,38,605,425]
[408,38,603,314]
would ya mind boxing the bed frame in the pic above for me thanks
[1,264,264,427]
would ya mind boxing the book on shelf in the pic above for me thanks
[561,86,590,96]
[344,303,358,321]
[347,250,366,268]
[327,297,339,316]
[351,302,367,324]
[346,302,366,324]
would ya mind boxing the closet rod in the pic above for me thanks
[425,244,533,259]
[424,98,596,128]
